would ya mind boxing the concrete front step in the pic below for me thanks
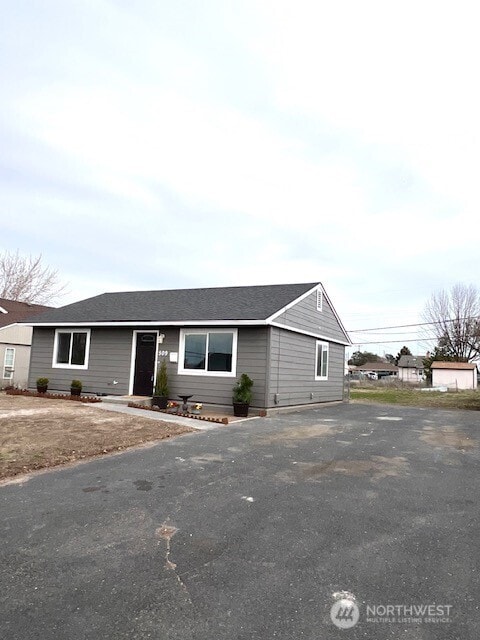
[99,395,152,407]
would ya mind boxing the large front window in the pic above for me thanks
[179,329,237,376]
[53,329,91,369]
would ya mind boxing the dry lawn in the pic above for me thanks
[0,393,193,480]
[350,387,480,410]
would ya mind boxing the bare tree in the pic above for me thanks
[422,283,480,361]
[0,250,67,304]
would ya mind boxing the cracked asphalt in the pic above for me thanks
[1,402,479,639]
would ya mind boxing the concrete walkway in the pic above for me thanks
[92,401,249,431]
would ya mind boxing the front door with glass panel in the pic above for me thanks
[133,332,157,395]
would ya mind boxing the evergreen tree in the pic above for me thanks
[395,346,412,365]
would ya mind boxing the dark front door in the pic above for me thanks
[133,332,157,395]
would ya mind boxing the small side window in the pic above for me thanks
[315,341,329,380]
[3,347,15,379]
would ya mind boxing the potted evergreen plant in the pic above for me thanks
[36,377,49,393]
[70,379,82,396]
[152,360,169,409]
[232,373,254,417]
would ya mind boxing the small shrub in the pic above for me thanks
[154,360,169,396]
[232,373,254,404]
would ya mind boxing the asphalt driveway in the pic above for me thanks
[1,402,478,639]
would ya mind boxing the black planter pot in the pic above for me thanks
[153,395,169,409]
[233,401,249,417]
[36,385,48,394]
[70,387,81,396]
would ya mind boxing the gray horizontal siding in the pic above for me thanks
[267,327,344,407]
[166,327,268,407]
[274,290,348,343]
[30,325,345,408]
[29,326,269,406]
[29,328,134,395]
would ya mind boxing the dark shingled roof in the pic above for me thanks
[355,362,398,372]
[397,355,425,368]
[0,298,52,328]
[25,283,319,324]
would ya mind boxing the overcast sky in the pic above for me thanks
[1,1,478,357]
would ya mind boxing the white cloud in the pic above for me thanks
[252,0,480,208]
[1,0,479,348]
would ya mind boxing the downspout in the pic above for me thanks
[265,327,272,409]
[276,317,282,405]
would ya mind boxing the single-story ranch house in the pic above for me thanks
[24,282,351,410]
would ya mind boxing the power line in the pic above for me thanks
[349,331,424,337]
[351,337,437,345]
[349,321,435,332]
[348,316,479,333]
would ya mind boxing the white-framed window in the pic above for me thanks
[3,347,15,379]
[52,329,91,369]
[316,289,323,311]
[315,341,329,380]
[178,329,238,377]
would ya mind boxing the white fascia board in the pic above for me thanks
[265,284,320,323]
[26,319,268,328]
[266,282,351,345]
[321,287,351,344]
[0,323,17,332]
[269,321,351,346]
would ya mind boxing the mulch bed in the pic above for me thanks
[128,401,229,424]
[6,389,102,403]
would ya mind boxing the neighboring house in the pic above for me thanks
[353,362,398,379]
[23,282,351,410]
[0,298,52,389]
[431,361,478,390]
[397,355,425,383]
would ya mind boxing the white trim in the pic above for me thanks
[269,321,350,345]
[0,306,8,314]
[128,330,159,395]
[52,328,91,369]
[28,319,349,345]
[321,287,351,344]
[265,284,320,322]
[3,346,15,379]
[128,332,137,395]
[0,322,18,332]
[178,328,238,377]
[25,319,268,328]
[266,283,351,344]
[315,341,329,380]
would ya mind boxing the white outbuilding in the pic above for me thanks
[431,361,478,390]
